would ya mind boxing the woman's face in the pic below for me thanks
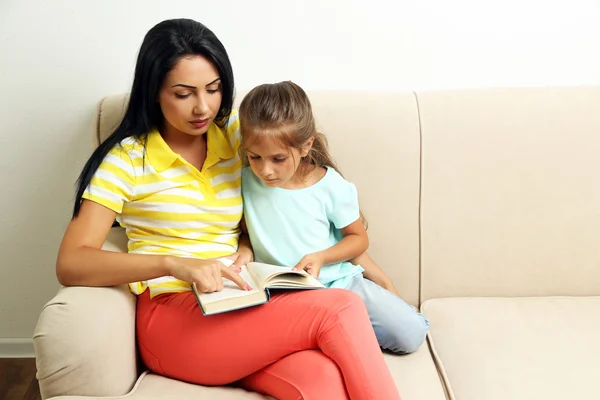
[158,55,223,137]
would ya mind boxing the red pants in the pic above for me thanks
[137,288,400,400]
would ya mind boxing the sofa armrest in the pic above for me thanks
[34,228,137,399]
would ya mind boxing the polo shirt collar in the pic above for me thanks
[145,123,234,172]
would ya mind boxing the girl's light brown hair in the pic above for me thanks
[239,80,367,228]
[239,81,341,176]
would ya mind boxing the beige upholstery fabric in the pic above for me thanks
[418,86,600,300]
[95,94,129,145]
[97,91,423,306]
[47,349,448,400]
[33,229,134,399]
[102,225,129,252]
[422,296,600,400]
[383,349,448,400]
[33,284,138,399]
[49,372,271,400]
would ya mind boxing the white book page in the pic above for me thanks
[248,262,314,288]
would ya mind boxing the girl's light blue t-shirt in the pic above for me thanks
[242,166,364,289]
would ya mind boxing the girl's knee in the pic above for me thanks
[396,331,427,354]
[382,315,429,354]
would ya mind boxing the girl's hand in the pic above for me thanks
[225,247,254,269]
[166,256,253,293]
[293,253,325,278]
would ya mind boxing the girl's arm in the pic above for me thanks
[350,253,401,297]
[351,254,419,311]
[293,219,368,277]
[57,199,250,291]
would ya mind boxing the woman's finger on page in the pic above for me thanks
[213,266,224,292]
[221,266,253,291]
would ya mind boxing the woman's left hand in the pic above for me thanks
[225,247,254,269]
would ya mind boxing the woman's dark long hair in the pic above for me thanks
[72,18,235,217]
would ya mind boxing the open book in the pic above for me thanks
[192,261,325,316]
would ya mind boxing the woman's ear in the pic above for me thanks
[301,136,315,157]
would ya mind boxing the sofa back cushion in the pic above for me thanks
[418,86,600,300]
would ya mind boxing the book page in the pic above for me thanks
[247,262,296,287]
[196,267,261,305]
[270,272,324,288]
[248,262,323,288]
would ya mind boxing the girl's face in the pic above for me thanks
[246,135,313,189]
[158,56,222,138]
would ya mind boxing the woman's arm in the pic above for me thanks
[57,199,250,291]
[293,219,368,277]
[57,200,167,286]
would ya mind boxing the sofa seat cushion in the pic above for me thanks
[49,346,447,400]
[49,372,273,400]
[422,296,600,400]
[383,347,448,400]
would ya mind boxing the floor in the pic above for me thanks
[0,358,41,400]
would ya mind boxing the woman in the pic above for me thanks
[57,18,400,400]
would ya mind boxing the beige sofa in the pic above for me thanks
[33,86,600,400]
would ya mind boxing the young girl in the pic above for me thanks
[240,81,430,354]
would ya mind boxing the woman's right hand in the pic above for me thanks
[166,256,253,293]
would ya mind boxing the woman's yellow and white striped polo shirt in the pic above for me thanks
[82,112,243,298]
